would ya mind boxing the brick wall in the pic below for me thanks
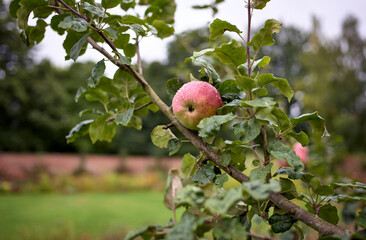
[0,153,181,180]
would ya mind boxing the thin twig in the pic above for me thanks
[136,37,143,75]
[135,101,153,111]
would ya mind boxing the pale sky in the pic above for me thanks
[33,0,366,76]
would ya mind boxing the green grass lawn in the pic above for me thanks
[0,191,175,240]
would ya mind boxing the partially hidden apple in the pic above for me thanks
[172,81,223,130]
[278,142,309,167]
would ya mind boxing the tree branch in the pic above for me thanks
[52,1,349,236]
[86,29,348,238]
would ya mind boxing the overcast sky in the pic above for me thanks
[33,0,366,75]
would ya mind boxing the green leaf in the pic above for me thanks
[268,213,297,233]
[250,163,273,183]
[25,19,47,46]
[96,76,120,97]
[215,174,228,188]
[198,113,236,138]
[290,112,327,137]
[205,188,243,215]
[253,56,271,69]
[50,14,68,35]
[318,204,339,225]
[248,19,282,52]
[331,182,366,190]
[104,27,119,40]
[79,108,103,117]
[63,31,88,60]
[121,0,136,11]
[113,69,137,98]
[127,115,142,130]
[309,177,334,196]
[66,119,94,143]
[114,51,132,65]
[166,213,200,240]
[181,153,196,177]
[188,48,214,61]
[235,75,256,92]
[259,73,294,101]
[289,131,310,147]
[9,0,20,18]
[229,149,247,172]
[213,217,247,239]
[271,107,291,130]
[233,118,261,143]
[70,33,89,61]
[217,79,241,96]
[174,185,205,209]
[191,164,216,185]
[16,0,48,30]
[166,78,184,101]
[268,140,304,172]
[188,58,221,83]
[164,169,183,211]
[121,14,147,26]
[84,88,109,105]
[325,195,366,203]
[253,0,271,9]
[274,167,306,180]
[87,60,106,87]
[279,178,298,200]
[255,107,277,125]
[59,15,89,32]
[168,138,181,156]
[144,0,176,25]
[242,179,281,200]
[150,125,176,148]
[115,107,134,126]
[83,2,104,17]
[152,19,174,38]
[102,0,121,9]
[123,43,136,58]
[220,152,231,167]
[213,39,246,67]
[89,114,116,143]
[114,33,130,49]
[209,18,241,40]
[33,4,53,18]
[242,97,276,108]
[124,224,168,240]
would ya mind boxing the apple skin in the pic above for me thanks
[172,81,223,130]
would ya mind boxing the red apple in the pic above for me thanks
[172,81,223,130]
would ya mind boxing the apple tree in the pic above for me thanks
[9,0,366,239]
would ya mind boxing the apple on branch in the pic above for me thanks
[172,81,223,130]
